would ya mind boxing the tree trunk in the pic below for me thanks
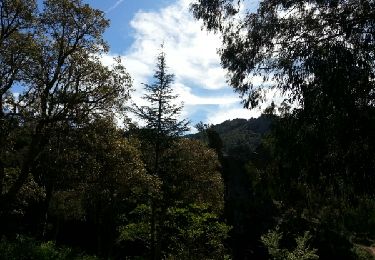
[0,121,46,210]
[42,183,54,238]
[151,200,157,260]
[0,160,4,196]
[0,98,4,196]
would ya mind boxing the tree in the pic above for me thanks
[0,0,131,210]
[132,48,189,175]
[161,139,228,259]
[261,228,318,260]
[0,0,35,113]
[191,0,375,257]
[131,48,189,260]
[191,0,375,110]
[0,0,36,202]
[163,203,230,259]
[119,138,229,259]
[58,118,156,257]
[163,139,224,208]
[190,0,375,208]
[195,122,224,158]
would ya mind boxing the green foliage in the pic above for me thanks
[191,116,272,161]
[163,139,224,209]
[0,0,132,208]
[131,48,189,142]
[352,245,375,260]
[0,236,98,260]
[127,49,231,259]
[46,118,155,256]
[164,203,231,259]
[191,0,375,110]
[119,222,151,243]
[118,204,151,244]
[261,228,319,260]
[351,245,375,260]
[118,138,228,258]
[0,0,231,259]
[192,1,375,257]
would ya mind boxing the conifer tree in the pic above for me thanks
[131,47,189,260]
[132,47,189,175]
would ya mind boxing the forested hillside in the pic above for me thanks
[1,0,375,259]
[190,116,275,258]
[190,116,272,159]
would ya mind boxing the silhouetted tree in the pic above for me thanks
[191,0,375,257]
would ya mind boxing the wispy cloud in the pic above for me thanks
[106,0,125,13]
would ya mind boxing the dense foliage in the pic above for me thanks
[128,50,228,259]
[191,0,375,259]
[0,0,228,259]
[1,0,375,259]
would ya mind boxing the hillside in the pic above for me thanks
[188,115,274,258]
[189,115,273,160]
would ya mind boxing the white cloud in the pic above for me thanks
[173,83,238,106]
[125,0,227,90]
[205,88,287,125]
[206,106,262,125]
[106,0,125,13]
[106,0,282,126]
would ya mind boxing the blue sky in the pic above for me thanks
[82,0,273,129]
[29,0,272,130]
[84,0,175,53]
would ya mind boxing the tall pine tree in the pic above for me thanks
[132,47,189,175]
[131,47,189,260]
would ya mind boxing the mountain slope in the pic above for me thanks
[189,116,272,160]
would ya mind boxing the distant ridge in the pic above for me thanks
[187,115,273,160]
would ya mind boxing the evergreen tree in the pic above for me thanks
[131,48,189,260]
[132,47,189,175]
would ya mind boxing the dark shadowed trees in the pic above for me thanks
[0,0,36,205]
[191,0,375,110]
[0,0,131,226]
[129,50,231,259]
[191,0,375,258]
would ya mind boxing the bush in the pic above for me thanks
[0,235,98,260]
[351,245,375,260]
[261,228,319,260]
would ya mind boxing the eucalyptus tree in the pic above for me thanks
[191,0,375,202]
[191,0,375,110]
[191,0,375,257]
[0,0,35,112]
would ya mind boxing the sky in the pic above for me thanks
[83,0,268,129]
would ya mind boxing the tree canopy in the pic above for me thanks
[191,0,375,110]
[191,1,375,258]
[132,49,189,139]
[1,0,375,259]
[0,0,132,207]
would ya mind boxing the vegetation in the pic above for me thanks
[1,0,374,259]
[191,0,375,259]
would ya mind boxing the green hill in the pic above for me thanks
[188,116,272,160]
